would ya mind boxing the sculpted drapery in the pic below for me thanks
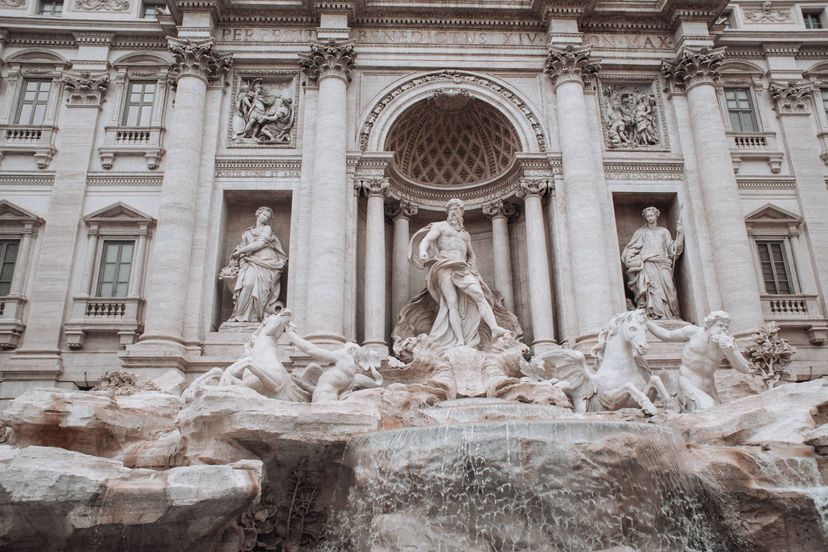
[227,207,288,323]
[621,207,684,320]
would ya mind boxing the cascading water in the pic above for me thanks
[320,420,743,552]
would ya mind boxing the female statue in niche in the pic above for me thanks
[621,206,684,320]
[221,206,288,323]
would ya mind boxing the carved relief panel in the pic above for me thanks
[597,78,668,152]
[228,71,298,148]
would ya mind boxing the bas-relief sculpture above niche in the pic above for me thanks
[217,192,291,329]
[229,71,298,147]
[598,79,668,152]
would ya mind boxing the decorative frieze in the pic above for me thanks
[168,38,233,82]
[214,158,302,178]
[298,40,356,83]
[544,45,600,87]
[661,47,726,91]
[62,72,109,106]
[743,2,792,24]
[769,81,816,115]
[74,0,130,11]
[230,72,298,147]
[0,0,26,8]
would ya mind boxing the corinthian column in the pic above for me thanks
[482,200,516,312]
[516,180,556,350]
[545,45,614,340]
[138,38,232,352]
[662,48,763,333]
[387,200,418,325]
[298,41,356,343]
[356,178,389,351]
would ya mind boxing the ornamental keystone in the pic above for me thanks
[168,37,233,82]
[661,47,726,91]
[299,41,357,83]
[62,71,109,106]
[544,45,600,87]
[769,81,816,114]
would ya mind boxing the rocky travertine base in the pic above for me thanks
[0,379,825,551]
[0,445,261,552]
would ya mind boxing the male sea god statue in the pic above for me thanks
[622,206,684,320]
[407,198,510,350]
[645,311,752,412]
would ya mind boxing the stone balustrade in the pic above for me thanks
[0,124,57,168]
[99,125,165,170]
[64,296,143,349]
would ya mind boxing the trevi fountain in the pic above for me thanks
[0,197,825,551]
[0,2,827,550]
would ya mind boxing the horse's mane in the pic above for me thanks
[591,310,651,376]
[243,310,291,356]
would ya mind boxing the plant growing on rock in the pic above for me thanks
[743,322,795,389]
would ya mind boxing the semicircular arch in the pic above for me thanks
[357,70,547,154]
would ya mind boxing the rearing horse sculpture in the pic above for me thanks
[537,310,676,415]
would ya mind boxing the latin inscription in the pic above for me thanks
[218,28,674,50]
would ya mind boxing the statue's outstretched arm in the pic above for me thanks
[287,330,339,365]
[722,341,752,374]
[645,319,692,342]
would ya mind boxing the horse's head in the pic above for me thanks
[620,310,650,358]
[593,310,650,363]
[260,308,293,338]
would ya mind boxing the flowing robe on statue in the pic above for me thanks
[231,225,288,322]
[406,223,499,350]
[621,224,683,319]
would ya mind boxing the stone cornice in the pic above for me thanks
[661,46,726,90]
[544,45,600,88]
[168,37,233,82]
[298,40,356,83]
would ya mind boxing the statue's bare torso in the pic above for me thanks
[428,221,471,262]
[678,327,724,401]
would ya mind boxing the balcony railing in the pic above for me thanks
[0,124,57,168]
[0,295,27,349]
[726,131,783,174]
[65,296,143,349]
[100,125,165,170]
[761,293,820,319]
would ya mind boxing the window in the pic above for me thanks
[96,240,134,298]
[0,240,19,297]
[142,0,164,19]
[724,88,758,132]
[804,12,823,29]
[122,82,156,127]
[756,240,793,295]
[15,79,52,126]
[38,0,63,16]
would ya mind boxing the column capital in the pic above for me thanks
[482,200,518,221]
[544,45,600,88]
[355,177,389,197]
[62,71,109,107]
[385,199,418,219]
[769,81,816,115]
[517,179,552,199]
[661,46,725,91]
[168,37,233,83]
[299,40,357,84]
